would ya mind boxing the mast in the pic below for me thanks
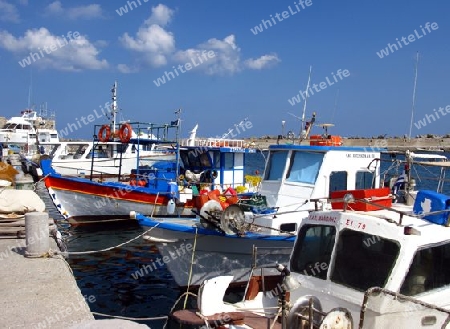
[408,52,419,140]
[174,109,181,181]
[111,81,118,129]
[28,69,32,109]
[299,65,312,143]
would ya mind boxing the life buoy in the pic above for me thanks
[119,123,132,143]
[98,125,111,142]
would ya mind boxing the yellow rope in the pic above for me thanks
[183,226,198,309]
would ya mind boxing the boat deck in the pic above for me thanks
[171,309,281,328]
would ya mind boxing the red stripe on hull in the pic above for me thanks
[45,176,170,204]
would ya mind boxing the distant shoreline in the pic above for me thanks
[244,136,450,152]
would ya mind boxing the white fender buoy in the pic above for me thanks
[166,199,176,215]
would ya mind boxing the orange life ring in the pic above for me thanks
[98,125,111,142]
[119,123,132,143]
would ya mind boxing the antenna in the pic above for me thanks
[331,88,339,124]
[111,81,117,129]
[299,65,312,142]
[408,52,419,140]
[28,69,33,109]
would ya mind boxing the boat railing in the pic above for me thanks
[179,138,246,148]
[359,287,450,328]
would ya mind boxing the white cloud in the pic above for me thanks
[45,1,103,20]
[174,35,242,75]
[117,64,138,74]
[119,5,175,67]
[244,54,280,70]
[144,4,173,27]
[0,0,20,22]
[120,4,280,75]
[0,28,108,71]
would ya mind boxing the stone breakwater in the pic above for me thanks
[246,137,450,151]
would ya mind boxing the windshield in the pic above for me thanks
[286,151,324,184]
[291,225,336,280]
[400,243,450,296]
[264,150,288,181]
[330,229,400,291]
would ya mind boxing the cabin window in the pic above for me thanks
[290,225,336,280]
[400,243,450,296]
[356,171,374,189]
[223,153,233,170]
[286,151,324,184]
[213,152,220,169]
[329,171,347,193]
[331,229,399,291]
[264,151,288,181]
[187,150,202,167]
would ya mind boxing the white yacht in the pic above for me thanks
[0,107,59,153]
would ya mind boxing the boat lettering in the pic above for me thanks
[309,214,337,223]
[345,218,366,230]
[345,153,376,158]
[229,147,242,152]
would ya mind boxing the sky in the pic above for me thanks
[0,0,449,140]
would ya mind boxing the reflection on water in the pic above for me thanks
[65,222,181,328]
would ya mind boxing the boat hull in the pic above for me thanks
[135,214,295,287]
[45,175,195,224]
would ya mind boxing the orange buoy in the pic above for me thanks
[119,123,132,143]
[98,125,111,142]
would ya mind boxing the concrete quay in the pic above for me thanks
[0,237,94,328]
[0,230,148,328]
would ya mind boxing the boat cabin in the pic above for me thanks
[260,145,382,209]
[287,190,450,328]
[178,137,256,193]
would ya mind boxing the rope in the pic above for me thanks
[183,227,198,309]
[195,311,211,328]
[33,173,50,191]
[56,224,160,256]
[92,312,168,321]
[270,306,283,329]
[162,292,198,329]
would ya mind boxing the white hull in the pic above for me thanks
[51,153,175,177]
[139,222,293,287]
[47,187,193,224]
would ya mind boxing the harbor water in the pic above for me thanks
[37,152,267,328]
[38,151,450,328]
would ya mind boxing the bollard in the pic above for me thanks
[25,212,50,258]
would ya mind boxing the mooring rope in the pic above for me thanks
[54,223,160,256]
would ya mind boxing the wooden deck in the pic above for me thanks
[171,309,282,328]
[0,213,56,237]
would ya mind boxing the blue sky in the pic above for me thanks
[0,0,449,139]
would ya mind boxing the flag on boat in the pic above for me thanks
[392,170,408,196]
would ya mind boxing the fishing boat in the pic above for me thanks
[28,82,177,178]
[175,152,450,328]
[134,117,395,287]
[40,121,257,225]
